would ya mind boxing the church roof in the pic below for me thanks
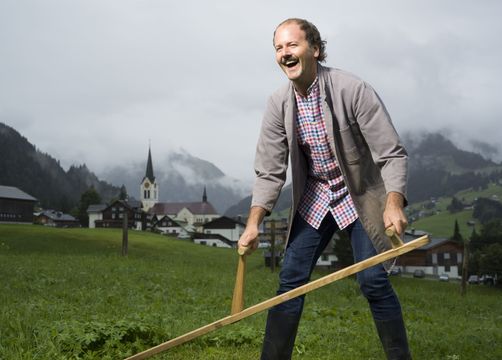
[142,147,155,183]
[149,201,218,216]
[0,185,37,201]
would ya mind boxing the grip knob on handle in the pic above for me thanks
[385,226,404,248]
[237,245,250,256]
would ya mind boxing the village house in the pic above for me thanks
[191,216,246,248]
[193,232,237,248]
[34,210,79,227]
[150,214,184,236]
[394,230,464,279]
[87,204,107,229]
[94,199,146,230]
[202,216,245,242]
[0,185,37,224]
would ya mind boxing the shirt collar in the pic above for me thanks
[294,77,319,99]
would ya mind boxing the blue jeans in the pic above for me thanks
[272,212,402,321]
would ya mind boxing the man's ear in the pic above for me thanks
[313,45,320,59]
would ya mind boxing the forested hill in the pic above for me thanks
[405,133,502,203]
[0,122,120,210]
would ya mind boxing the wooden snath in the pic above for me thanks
[125,230,429,360]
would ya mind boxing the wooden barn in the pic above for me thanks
[0,185,37,224]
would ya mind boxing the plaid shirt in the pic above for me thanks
[294,77,358,230]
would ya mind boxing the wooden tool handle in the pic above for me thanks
[237,245,249,256]
[230,247,247,314]
[385,225,404,248]
[124,235,430,360]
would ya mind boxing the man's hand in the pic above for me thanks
[238,206,267,255]
[383,192,408,236]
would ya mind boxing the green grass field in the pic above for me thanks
[1,225,501,359]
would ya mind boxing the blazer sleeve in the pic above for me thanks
[353,81,408,204]
[251,97,289,214]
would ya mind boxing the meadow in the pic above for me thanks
[0,225,501,359]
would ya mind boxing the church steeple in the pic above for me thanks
[140,145,159,212]
[144,146,155,183]
[202,186,207,203]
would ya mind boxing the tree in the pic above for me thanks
[119,185,128,200]
[478,243,502,283]
[77,187,101,227]
[447,197,464,214]
[450,219,463,243]
[470,219,502,252]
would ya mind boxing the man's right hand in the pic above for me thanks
[237,206,267,255]
[238,226,260,253]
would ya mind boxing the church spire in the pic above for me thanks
[202,186,207,203]
[145,146,155,182]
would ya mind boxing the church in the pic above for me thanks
[140,147,220,231]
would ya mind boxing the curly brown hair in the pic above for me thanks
[273,18,327,62]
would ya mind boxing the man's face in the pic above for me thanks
[273,22,319,87]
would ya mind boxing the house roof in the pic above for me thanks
[38,210,77,222]
[0,185,37,201]
[193,232,235,246]
[149,201,218,216]
[153,214,182,228]
[403,233,458,250]
[87,204,107,213]
[203,216,245,229]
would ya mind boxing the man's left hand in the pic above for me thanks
[383,192,408,236]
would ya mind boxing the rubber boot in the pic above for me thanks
[374,316,412,360]
[260,310,301,360]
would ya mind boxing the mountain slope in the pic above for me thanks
[100,150,251,214]
[0,122,120,210]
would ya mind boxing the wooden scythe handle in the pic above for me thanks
[124,235,430,360]
[230,246,248,315]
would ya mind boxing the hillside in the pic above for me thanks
[0,122,249,214]
[1,225,501,359]
[407,182,502,238]
[0,122,120,210]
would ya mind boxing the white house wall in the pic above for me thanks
[204,226,243,242]
[194,238,232,248]
[88,213,102,229]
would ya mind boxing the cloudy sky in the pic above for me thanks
[1,0,500,183]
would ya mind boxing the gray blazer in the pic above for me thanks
[251,64,408,257]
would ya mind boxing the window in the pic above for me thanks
[119,213,123,219]
[457,253,462,264]
[112,214,116,219]
[432,253,437,264]
[444,252,450,260]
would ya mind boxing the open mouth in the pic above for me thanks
[282,57,299,68]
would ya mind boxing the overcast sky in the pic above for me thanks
[1,0,500,183]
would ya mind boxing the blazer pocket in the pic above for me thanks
[339,127,361,164]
